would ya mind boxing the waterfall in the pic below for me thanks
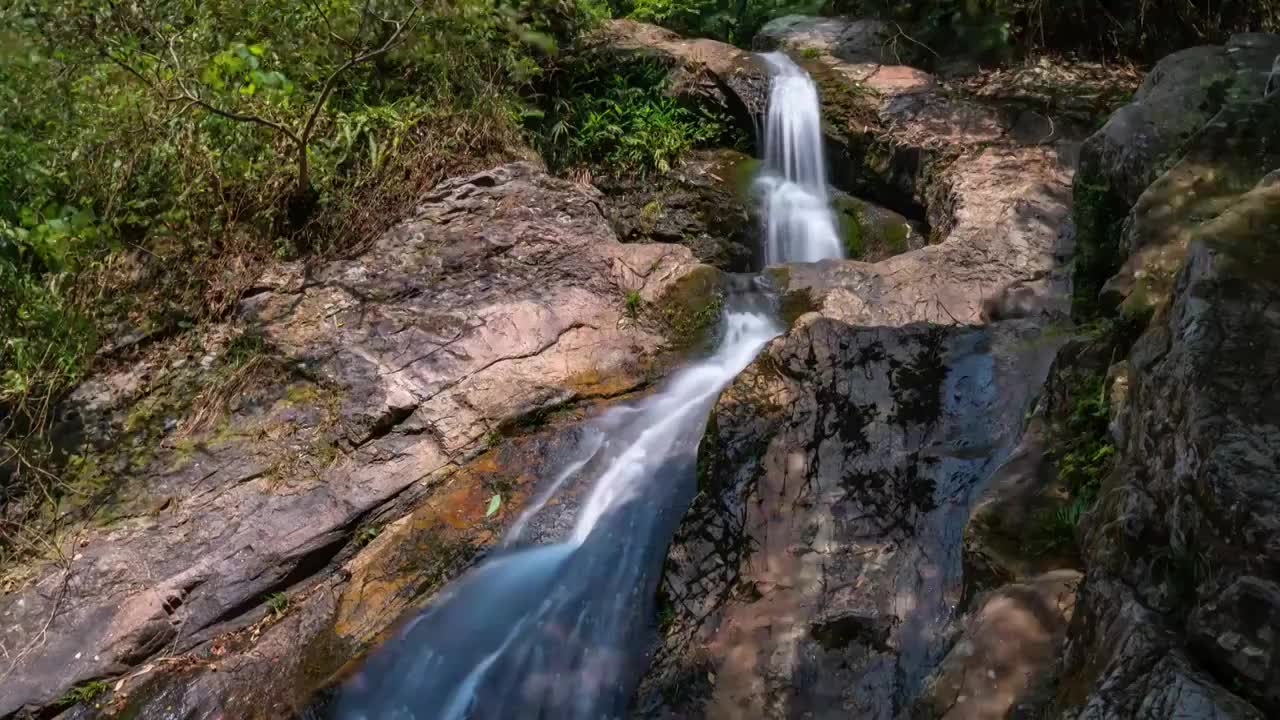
[756,52,844,265]
[329,49,848,720]
[331,294,780,720]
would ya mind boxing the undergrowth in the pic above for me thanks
[1031,361,1116,556]
[0,0,603,558]
[528,57,740,177]
[829,0,1279,62]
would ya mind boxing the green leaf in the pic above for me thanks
[485,494,502,517]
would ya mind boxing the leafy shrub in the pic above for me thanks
[529,59,737,176]
[0,0,602,557]
[607,0,822,45]
[832,0,1279,62]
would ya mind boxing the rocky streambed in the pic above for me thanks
[2,14,1278,720]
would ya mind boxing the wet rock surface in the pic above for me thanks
[0,163,714,718]
[636,314,1063,720]
[629,16,1087,718]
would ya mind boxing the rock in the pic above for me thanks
[1100,90,1280,313]
[772,145,1073,328]
[914,570,1082,720]
[1053,115,1280,717]
[636,313,1063,720]
[0,163,715,717]
[1057,574,1265,720]
[589,20,769,131]
[755,15,902,65]
[831,191,926,263]
[1072,34,1280,315]
[1189,576,1280,708]
[961,416,1064,592]
[599,149,759,272]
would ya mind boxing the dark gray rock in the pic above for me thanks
[635,314,1061,719]
[1053,144,1280,718]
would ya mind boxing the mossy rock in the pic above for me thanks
[1070,177,1133,319]
[649,264,725,351]
[832,193,919,262]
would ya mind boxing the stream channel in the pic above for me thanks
[331,52,842,720]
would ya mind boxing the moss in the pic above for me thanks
[778,288,819,329]
[650,265,724,351]
[1071,179,1134,319]
[724,155,761,200]
[884,221,910,255]
[1118,277,1155,325]
[763,265,791,290]
[694,409,721,495]
[836,198,867,259]
[639,199,664,232]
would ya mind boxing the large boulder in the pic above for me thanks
[1100,90,1280,314]
[635,311,1063,720]
[1049,105,1280,718]
[1071,33,1280,315]
[0,163,717,718]
[599,149,760,272]
[755,15,902,65]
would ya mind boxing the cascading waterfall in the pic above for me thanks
[332,295,779,720]
[330,51,846,720]
[756,52,844,265]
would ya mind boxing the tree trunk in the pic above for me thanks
[296,139,311,194]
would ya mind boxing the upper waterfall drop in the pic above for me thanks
[756,52,844,266]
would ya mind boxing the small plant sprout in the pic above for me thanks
[265,591,289,618]
[625,290,643,318]
[57,680,111,708]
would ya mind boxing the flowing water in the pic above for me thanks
[332,296,779,720]
[756,52,844,265]
[330,52,841,720]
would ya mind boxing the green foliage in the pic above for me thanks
[223,330,267,368]
[0,0,605,550]
[56,679,111,708]
[1028,494,1088,555]
[1035,368,1116,556]
[265,591,289,617]
[622,0,824,45]
[624,289,644,318]
[1071,181,1131,319]
[529,59,735,176]
[835,0,1278,62]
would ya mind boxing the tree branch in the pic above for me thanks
[298,1,422,146]
[307,0,357,52]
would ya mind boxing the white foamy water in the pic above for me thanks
[756,52,843,265]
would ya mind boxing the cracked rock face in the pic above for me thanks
[0,163,714,718]
[1053,140,1280,719]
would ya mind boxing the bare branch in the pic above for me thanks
[307,0,357,51]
